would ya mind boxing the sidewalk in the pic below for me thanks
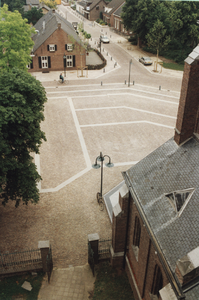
[38,264,95,300]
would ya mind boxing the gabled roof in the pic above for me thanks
[32,10,82,52]
[123,136,199,279]
[113,2,125,17]
[89,0,106,10]
[104,0,124,16]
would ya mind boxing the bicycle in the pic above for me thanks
[58,79,69,85]
[96,192,104,211]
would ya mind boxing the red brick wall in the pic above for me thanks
[30,27,86,72]
[174,62,199,145]
[89,1,105,21]
[126,202,169,300]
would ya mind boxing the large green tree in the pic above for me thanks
[121,0,199,50]
[1,0,25,14]
[0,4,35,71]
[23,7,44,25]
[146,19,170,70]
[0,69,47,207]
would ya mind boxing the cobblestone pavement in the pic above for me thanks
[38,264,95,300]
[0,7,182,271]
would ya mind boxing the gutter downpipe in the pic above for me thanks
[123,187,131,269]
[122,171,185,300]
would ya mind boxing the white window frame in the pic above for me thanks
[67,44,73,52]
[41,56,48,68]
[49,44,55,52]
[66,55,73,67]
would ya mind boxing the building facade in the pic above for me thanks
[30,10,86,72]
[108,46,199,300]
[76,0,106,21]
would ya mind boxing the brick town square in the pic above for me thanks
[0,70,181,268]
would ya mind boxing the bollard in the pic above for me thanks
[103,48,104,52]
[103,68,105,73]
[115,62,117,66]
[125,80,126,85]
[110,35,111,38]
[106,32,107,35]
[111,57,112,60]
[101,81,103,86]
[133,81,135,85]
[107,52,108,56]
[91,38,92,41]
[159,86,161,90]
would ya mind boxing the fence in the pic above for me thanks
[98,238,112,260]
[0,249,42,275]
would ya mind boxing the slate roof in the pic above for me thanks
[104,0,124,16]
[26,0,40,5]
[89,0,105,10]
[113,2,124,17]
[124,136,199,299]
[32,10,82,52]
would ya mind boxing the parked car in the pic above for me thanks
[100,35,110,43]
[139,57,153,66]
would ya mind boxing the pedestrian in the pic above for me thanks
[60,73,64,83]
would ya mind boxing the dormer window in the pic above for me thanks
[67,44,73,52]
[48,44,57,52]
[166,188,194,215]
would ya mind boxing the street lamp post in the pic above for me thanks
[128,59,133,87]
[92,152,114,198]
[63,53,66,77]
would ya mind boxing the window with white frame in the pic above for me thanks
[41,56,48,68]
[49,44,55,52]
[67,55,73,67]
[67,44,73,52]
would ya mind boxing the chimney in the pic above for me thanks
[58,22,61,29]
[52,9,55,13]
[174,46,199,145]
[43,20,45,31]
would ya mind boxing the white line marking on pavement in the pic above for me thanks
[76,106,176,119]
[40,163,138,193]
[47,87,179,99]
[68,97,91,168]
[113,161,139,167]
[45,82,180,94]
[40,167,91,193]
[80,120,174,129]
[48,93,178,106]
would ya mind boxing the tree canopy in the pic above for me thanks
[1,0,25,14]
[0,4,35,71]
[39,0,57,9]
[121,0,199,51]
[23,7,44,25]
[0,69,47,207]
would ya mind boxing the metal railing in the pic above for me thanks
[0,249,42,273]
[98,238,111,260]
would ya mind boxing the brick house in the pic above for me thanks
[103,0,124,27]
[106,46,199,300]
[76,0,106,21]
[29,10,86,72]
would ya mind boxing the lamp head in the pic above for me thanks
[92,163,100,169]
[105,162,114,168]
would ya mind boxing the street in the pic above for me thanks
[0,6,183,268]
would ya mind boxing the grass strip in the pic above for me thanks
[0,271,44,300]
[163,62,184,71]
[92,262,134,300]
